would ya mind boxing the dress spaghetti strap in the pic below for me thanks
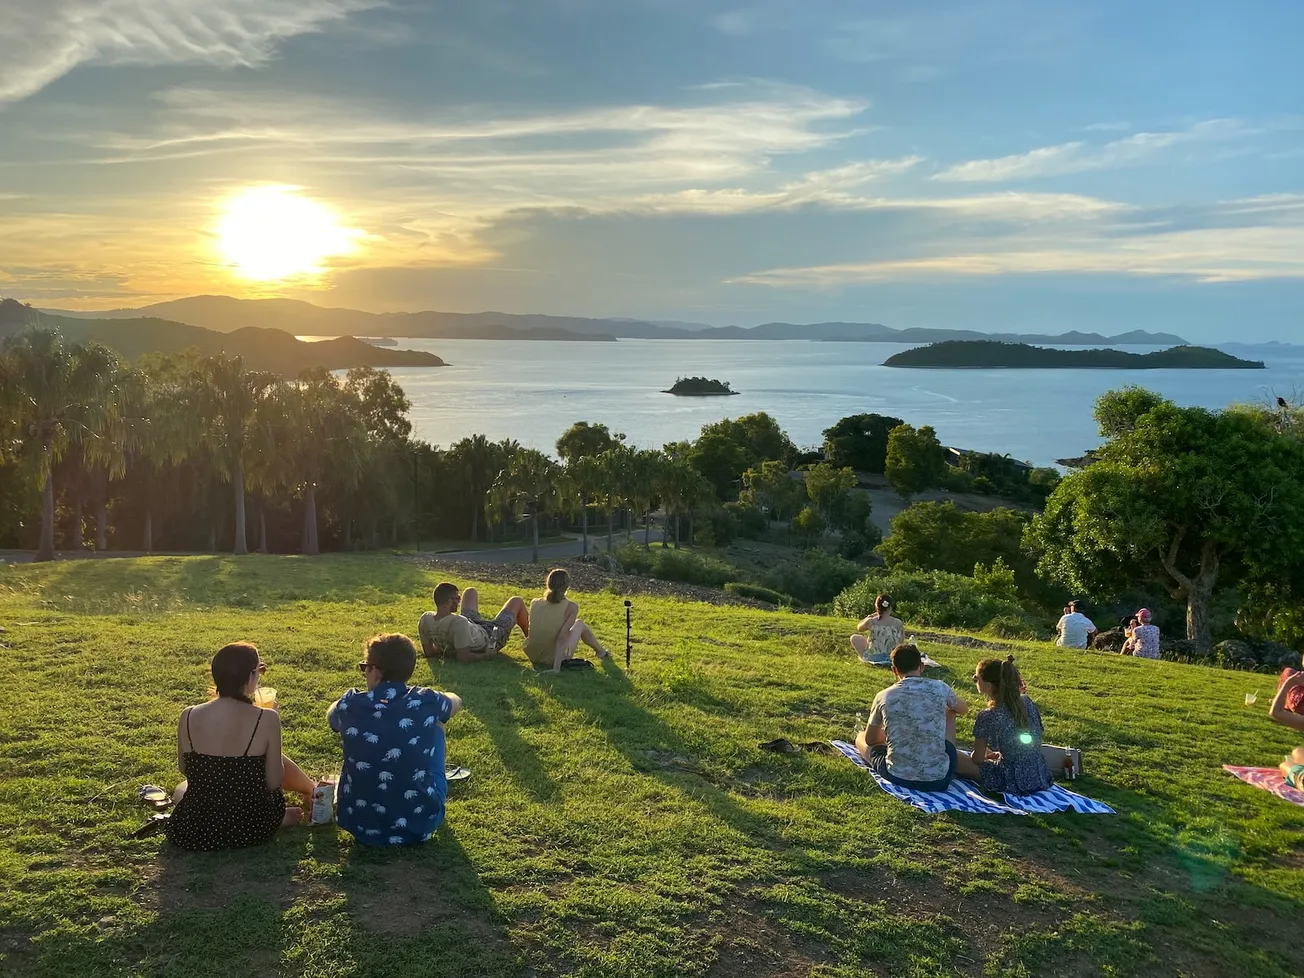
[243,710,264,756]
[183,707,193,751]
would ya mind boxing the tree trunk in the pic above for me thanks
[233,455,248,555]
[1187,588,1213,650]
[72,494,84,551]
[303,485,319,555]
[143,504,153,554]
[644,506,651,549]
[625,507,632,544]
[532,511,540,563]
[96,497,108,551]
[472,505,480,544]
[366,515,378,550]
[208,522,217,553]
[581,504,589,556]
[673,510,680,549]
[687,512,695,548]
[606,509,614,553]
[258,497,268,553]
[37,454,55,562]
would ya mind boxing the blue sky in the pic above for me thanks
[1,0,1301,340]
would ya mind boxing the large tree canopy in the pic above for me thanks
[1027,389,1304,647]
[822,413,904,473]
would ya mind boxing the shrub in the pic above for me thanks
[838,531,870,559]
[833,568,1037,632]
[972,557,1019,603]
[693,503,738,547]
[725,501,768,539]
[790,505,826,545]
[986,614,1045,640]
[764,550,864,605]
[617,544,735,588]
[724,582,795,606]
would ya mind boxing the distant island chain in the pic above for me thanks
[883,341,1265,370]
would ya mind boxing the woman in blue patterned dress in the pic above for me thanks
[968,656,1053,795]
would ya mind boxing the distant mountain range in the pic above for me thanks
[41,295,1189,346]
[884,340,1263,370]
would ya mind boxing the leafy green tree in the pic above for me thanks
[688,432,754,500]
[741,459,804,521]
[821,413,904,473]
[656,455,711,548]
[803,462,856,522]
[1027,390,1304,647]
[0,329,120,561]
[790,505,826,547]
[628,449,665,548]
[885,423,945,498]
[880,501,1034,587]
[593,445,634,552]
[698,412,796,467]
[556,421,619,462]
[560,454,603,555]
[488,448,560,562]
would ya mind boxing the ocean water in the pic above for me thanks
[334,339,1304,466]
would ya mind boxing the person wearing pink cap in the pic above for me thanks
[1129,609,1161,660]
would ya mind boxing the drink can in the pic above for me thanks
[310,777,337,825]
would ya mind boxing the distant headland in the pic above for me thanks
[883,340,1265,370]
[664,377,739,396]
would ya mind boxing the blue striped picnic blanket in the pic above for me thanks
[831,740,1114,815]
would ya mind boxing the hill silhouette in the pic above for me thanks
[2,301,445,375]
[41,294,1189,345]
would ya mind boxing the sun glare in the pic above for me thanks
[215,186,360,281]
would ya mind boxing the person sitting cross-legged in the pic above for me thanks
[327,633,462,847]
[849,593,905,665]
[523,568,612,673]
[417,581,528,663]
[855,643,973,791]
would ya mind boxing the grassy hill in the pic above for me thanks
[7,310,446,376]
[0,555,1300,977]
[884,340,1264,370]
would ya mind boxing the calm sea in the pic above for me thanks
[314,338,1304,466]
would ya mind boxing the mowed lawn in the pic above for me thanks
[0,556,1301,978]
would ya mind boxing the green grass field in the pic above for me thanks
[0,555,1300,978]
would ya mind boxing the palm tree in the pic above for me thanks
[560,454,602,555]
[593,445,633,553]
[630,449,665,548]
[0,329,120,561]
[447,434,501,542]
[487,448,559,562]
[657,456,710,548]
[192,355,278,555]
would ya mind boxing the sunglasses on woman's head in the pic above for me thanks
[255,663,268,675]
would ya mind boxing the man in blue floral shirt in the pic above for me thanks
[327,633,461,846]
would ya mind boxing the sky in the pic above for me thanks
[1,0,1302,341]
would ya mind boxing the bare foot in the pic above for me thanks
[282,806,305,827]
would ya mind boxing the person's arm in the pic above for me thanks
[856,612,878,631]
[856,696,888,760]
[326,695,345,733]
[176,708,191,777]
[946,686,969,717]
[417,614,441,660]
[441,691,463,720]
[264,712,286,791]
[552,602,580,673]
[971,737,997,764]
[1270,674,1304,731]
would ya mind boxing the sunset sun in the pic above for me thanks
[215,186,361,281]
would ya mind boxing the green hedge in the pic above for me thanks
[616,544,735,588]
[833,568,1043,633]
[724,582,795,606]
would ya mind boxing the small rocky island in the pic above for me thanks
[884,340,1265,370]
[664,376,740,396]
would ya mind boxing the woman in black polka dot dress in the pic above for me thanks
[165,642,317,851]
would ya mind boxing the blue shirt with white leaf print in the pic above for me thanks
[328,681,454,846]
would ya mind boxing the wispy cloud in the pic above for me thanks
[933,119,1251,182]
[0,0,385,107]
[732,195,1304,287]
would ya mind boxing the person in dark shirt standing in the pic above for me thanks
[327,633,461,846]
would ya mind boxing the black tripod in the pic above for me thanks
[624,599,633,672]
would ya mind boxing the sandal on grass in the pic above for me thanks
[137,785,172,811]
[560,658,595,671]
[131,814,169,839]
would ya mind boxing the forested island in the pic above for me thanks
[664,376,739,396]
[883,340,1265,370]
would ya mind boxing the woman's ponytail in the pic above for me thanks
[998,655,1028,728]
[545,567,569,604]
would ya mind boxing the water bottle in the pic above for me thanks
[486,624,499,653]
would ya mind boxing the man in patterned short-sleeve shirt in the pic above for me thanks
[327,633,461,846]
[856,643,969,791]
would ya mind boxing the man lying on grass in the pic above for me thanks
[855,643,981,791]
[328,633,462,846]
[418,581,529,662]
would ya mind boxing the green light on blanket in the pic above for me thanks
[1018,732,1034,745]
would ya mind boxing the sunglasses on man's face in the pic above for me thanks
[358,661,377,675]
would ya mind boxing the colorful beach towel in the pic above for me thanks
[1222,765,1304,807]
[832,741,1114,815]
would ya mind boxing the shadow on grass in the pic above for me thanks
[16,823,521,978]
[12,554,434,614]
